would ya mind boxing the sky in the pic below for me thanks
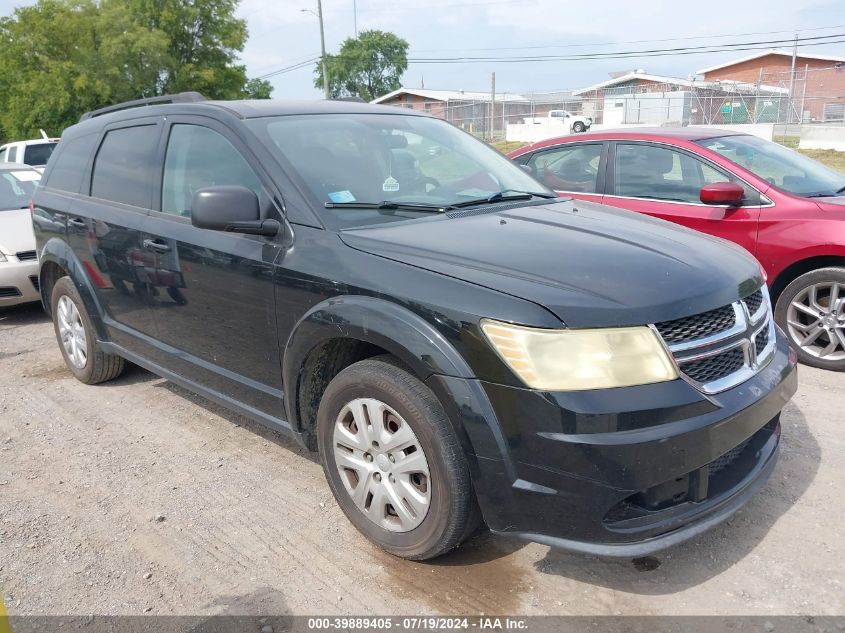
[1,0,844,99]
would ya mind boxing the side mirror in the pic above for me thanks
[191,185,279,236]
[700,182,744,207]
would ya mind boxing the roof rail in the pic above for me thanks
[79,92,207,122]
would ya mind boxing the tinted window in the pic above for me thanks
[161,125,261,217]
[614,143,752,204]
[22,142,57,166]
[527,144,602,193]
[91,125,159,207]
[42,134,98,193]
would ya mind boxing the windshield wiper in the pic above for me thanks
[836,184,845,195]
[446,189,557,210]
[324,201,446,213]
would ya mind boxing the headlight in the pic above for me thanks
[481,319,678,391]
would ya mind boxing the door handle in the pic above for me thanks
[68,217,86,227]
[142,238,171,253]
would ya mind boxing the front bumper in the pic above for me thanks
[429,329,797,556]
[0,257,40,306]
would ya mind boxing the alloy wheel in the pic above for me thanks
[57,295,88,369]
[786,281,845,361]
[332,397,431,532]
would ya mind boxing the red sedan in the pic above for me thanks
[508,128,845,371]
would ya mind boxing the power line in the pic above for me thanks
[255,32,845,78]
[410,23,845,53]
[405,33,845,63]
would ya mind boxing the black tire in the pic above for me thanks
[50,276,125,384]
[572,121,586,133]
[316,357,476,560]
[774,266,845,371]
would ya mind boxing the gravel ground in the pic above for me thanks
[0,301,843,616]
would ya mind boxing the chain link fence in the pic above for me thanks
[385,64,845,141]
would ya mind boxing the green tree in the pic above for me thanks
[244,77,273,99]
[314,30,408,101]
[0,0,272,140]
[126,0,251,98]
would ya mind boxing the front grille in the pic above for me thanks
[654,304,736,344]
[755,327,769,356]
[0,287,22,298]
[654,286,774,394]
[15,250,36,261]
[29,275,40,291]
[709,437,753,475]
[743,289,763,316]
[681,347,745,383]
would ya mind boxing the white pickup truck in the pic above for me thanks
[523,109,592,133]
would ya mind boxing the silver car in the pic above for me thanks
[0,163,42,307]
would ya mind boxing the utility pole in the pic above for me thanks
[798,63,809,124]
[788,33,798,123]
[318,0,329,99]
[490,72,496,141]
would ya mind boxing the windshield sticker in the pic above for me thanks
[328,190,356,203]
[382,176,400,192]
[11,170,40,182]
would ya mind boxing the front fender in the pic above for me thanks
[282,295,484,450]
[283,295,475,412]
[39,237,109,341]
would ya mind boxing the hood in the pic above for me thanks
[814,196,845,210]
[339,199,762,328]
[0,208,36,255]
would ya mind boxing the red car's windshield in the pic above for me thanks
[697,135,845,198]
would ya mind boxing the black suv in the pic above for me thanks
[33,94,797,560]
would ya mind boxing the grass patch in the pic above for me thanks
[797,148,845,174]
[774,135,800,149]
[491,140,529,154]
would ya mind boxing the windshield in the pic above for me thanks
[246,113,552,227]
[696,135,845,197]
[22,142,57,167]
[0,168,40,210]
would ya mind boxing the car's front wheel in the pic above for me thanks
[50,276,125,384]
[316,357,477,560]
[774,267,845,371]
[572,121,586,133]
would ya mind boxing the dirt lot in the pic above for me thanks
[0,302,843,617]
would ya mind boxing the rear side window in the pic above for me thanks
[22,142,57,166]
[8,146,18,163]
[42,134,98,193]
[91,125,159,207]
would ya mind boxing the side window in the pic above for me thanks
[614,143,756,205]
[527,143,603,193]
[161,125,262,217]
[8,146,18,163]
[42,134,99,194]
[91,125,159,207]
[0,147,7,162]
